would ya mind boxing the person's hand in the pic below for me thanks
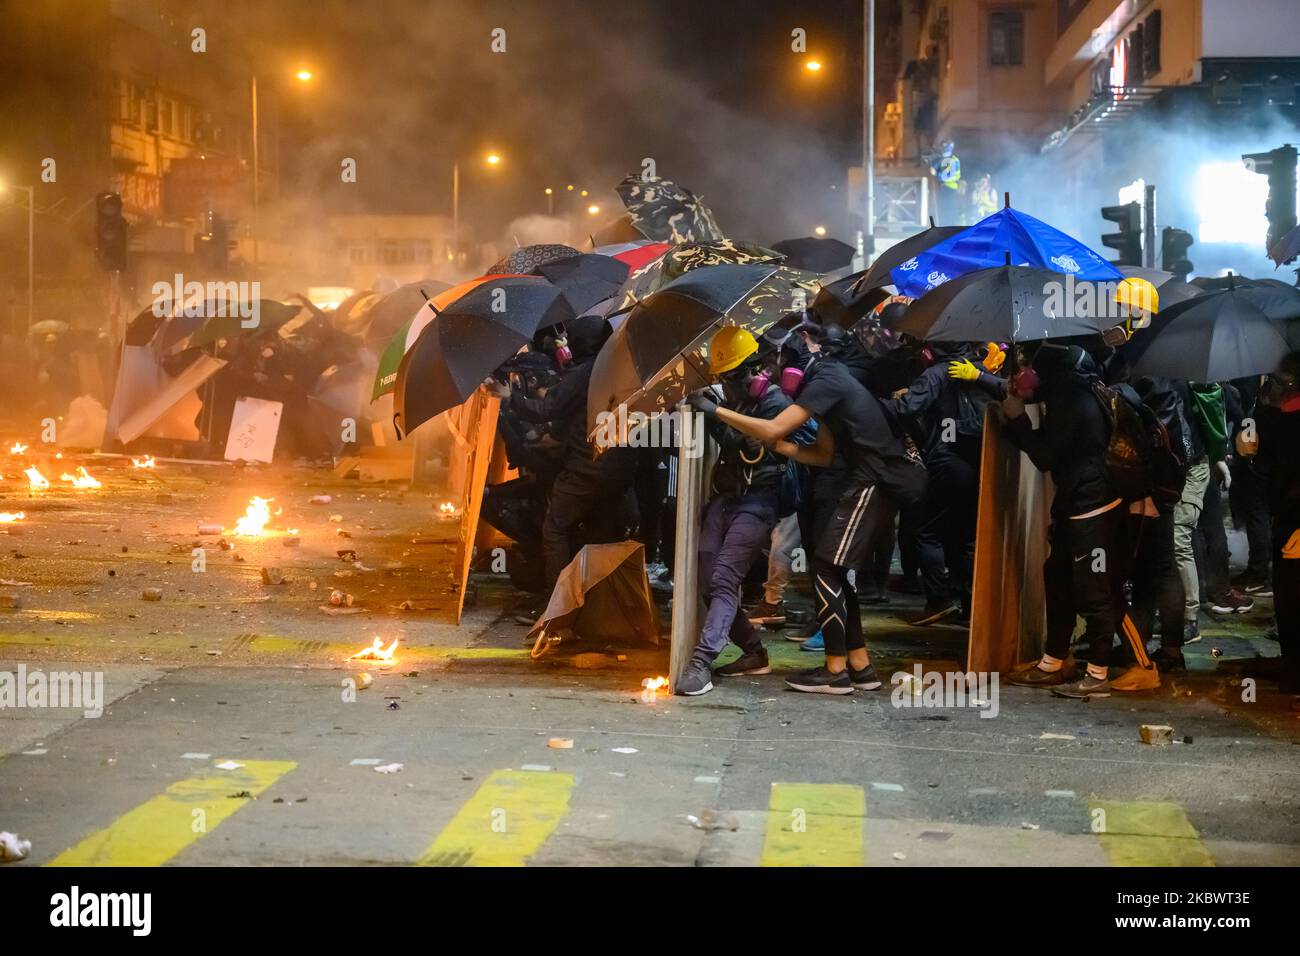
[481,377,510,399]
[687,388,719,418]
[948,358,981,382]
[982,342,1006,374]
[1002,393,1026,419]
[892,387,909,400]
[1215,459,1232,490]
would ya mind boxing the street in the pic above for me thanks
[2,461,1297,867]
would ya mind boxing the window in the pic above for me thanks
[989,9,1025,67]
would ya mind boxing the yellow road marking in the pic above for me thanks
[1090,800,1214,866]
[761,783,866,866]
[418,769,574,866]
[49,759,296,867]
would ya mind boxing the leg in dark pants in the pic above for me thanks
[914,459,960,609]
[541,470,622,593]
[694,495,776,665]
[1197,479,1231,603]
[1230,460,1272,582]
[1043,508,1123,667]
[1127,507,1185,649]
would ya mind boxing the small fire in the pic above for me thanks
[131,455,157,469]
[8,443,27,454]
[348,636,399,664]
[640,676,670,702]
[0,512,24,523]
[61,467,103,489]
[25,467,49,490]
[233,496,275,536]
[437,500,460,521]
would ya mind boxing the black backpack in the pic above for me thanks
[1090,380,1187,507]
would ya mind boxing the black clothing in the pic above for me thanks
[1043,508,1124,667]
[509,359,635,481]
[707,384,791,498]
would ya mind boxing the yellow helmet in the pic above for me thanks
[708,326,759,376]
[1115,276,1159,316]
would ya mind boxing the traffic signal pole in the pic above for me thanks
[1143,184,1156,269]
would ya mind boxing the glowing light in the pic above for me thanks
[805,59,822,72]
[437,500,461,522]
[60,467,102,489]
[8,443,27,454]
[485,153,501,166]
[814,225,827,237]
[580,189,588,197]
[295,69,313,82]
[587,204,601,215]
[25,467,49,490]
[131,455,157,469]
[544,187,553,195]
[348,636,399,665]
[233,496,275,536]
[566,184,574,191]
[640,676,670,702]
[1196,161,1298,245]
[0,512,24,523]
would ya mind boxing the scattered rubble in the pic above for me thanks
[260,567,285,586]
[141,588,163,601]
[1140,724,1175,745]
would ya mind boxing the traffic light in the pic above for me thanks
[94,191,128,272]
[1160,226,1194,280]
[1242,144,1298,254]
[1100,201,1143,266]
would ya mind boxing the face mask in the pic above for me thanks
[747,369,772,398]
[553,334,572,367]
[779,366,805,397]
[1012,366,1040,399]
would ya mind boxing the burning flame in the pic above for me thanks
[9,443,27,454]
[0,512,24,523]
[640,676,670,702]
[348,637,399,664]
[25,467,49,490]
[437,500,460,520]
[233,496,275,536]
[61,467,103,489]
[131,455,156,468]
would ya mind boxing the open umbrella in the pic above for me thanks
[896,265,1119,343]
[614,174,723,243]
[1268,222,1300,267]
[593,239,673,272]
[487,243,579,276]
[533,253,629,315]
[162,299,302,353]
[770,236,855,273]
[856,220,964,291]
[890,205,1123,298]
[392,276,575,437]
[587,263,817,436]
[812,270,891,328]
[360,280,451,347]
[1124,283,1293,381]
[618,239,785,309]
[1117,265,1201,309]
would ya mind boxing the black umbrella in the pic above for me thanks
[614,175,723,244]
[487,244,580,276]
[1117,265,1202,310]
[812,270,891,328]
[586,263,798,436]
[392,276,575,437]
[856,221,964,291]
[896,265,1118,343]
[770,236,855,273]
[533,253,629,315]
[1124,285,1293,382]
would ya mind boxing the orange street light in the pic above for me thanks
[295,69,313,82]
[805,59,822,73]
[587,204,601,215]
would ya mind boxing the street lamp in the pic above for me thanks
[451,151,504,264]
[544,187,554,215]
[814,225,827,237]
[805,58,823,73]
[587,204,601,216]
[251,67,315,264]
[0,181,34,335]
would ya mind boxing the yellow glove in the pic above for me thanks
[982,342,1006,374]
[948,358,981,382]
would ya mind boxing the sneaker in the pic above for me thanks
[1243,581,1273,597]
[1110,664,1161,692]
[902,602,961,627]
[675,660,714,696]
[1151,647,1186,674]
[799,630,825,652]
[1233,571,1272,596]
[714,649,771,677]
[747,599,786,627]
[1008,663,1068,687]
[1208,588,1254,615]
[848,663,882,690]
[785,665,854,695]
[1051,675,1111,699]
[1183,621,1202,645]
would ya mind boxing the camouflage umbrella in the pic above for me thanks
[617,239,786,311]
[614,174,724,244]
[487,243,580,275]
[586,263,818,437]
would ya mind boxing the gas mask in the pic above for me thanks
[553,332,572,368]
[747,369,773,399]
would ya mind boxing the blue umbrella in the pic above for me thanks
[890,205,1122,298]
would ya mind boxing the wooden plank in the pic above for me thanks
[454,391,500,624]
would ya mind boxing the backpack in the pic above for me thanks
[1091,380,1187,507]
[1187,383,1229,462]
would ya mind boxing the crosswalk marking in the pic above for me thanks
[761,783,866,867]
[48,759,296,867]
[418,769,575,867]
[1089,800,1215,867]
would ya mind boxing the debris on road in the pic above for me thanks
[141,587,163,601]
[0,832,32,862]
[548,738,574,749]
[329,589,353,607]
[686,809,739,831]
[611,747,639,754]
[374,762,403,774]
[197,523,223,535]
[1140,724,1175,745]
[1038,732,1075,740]
[1020,822,1040,830]
[309,495,332,504]
[260,567,285,586]
[355,672,373,690]
[0,593,20,609]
